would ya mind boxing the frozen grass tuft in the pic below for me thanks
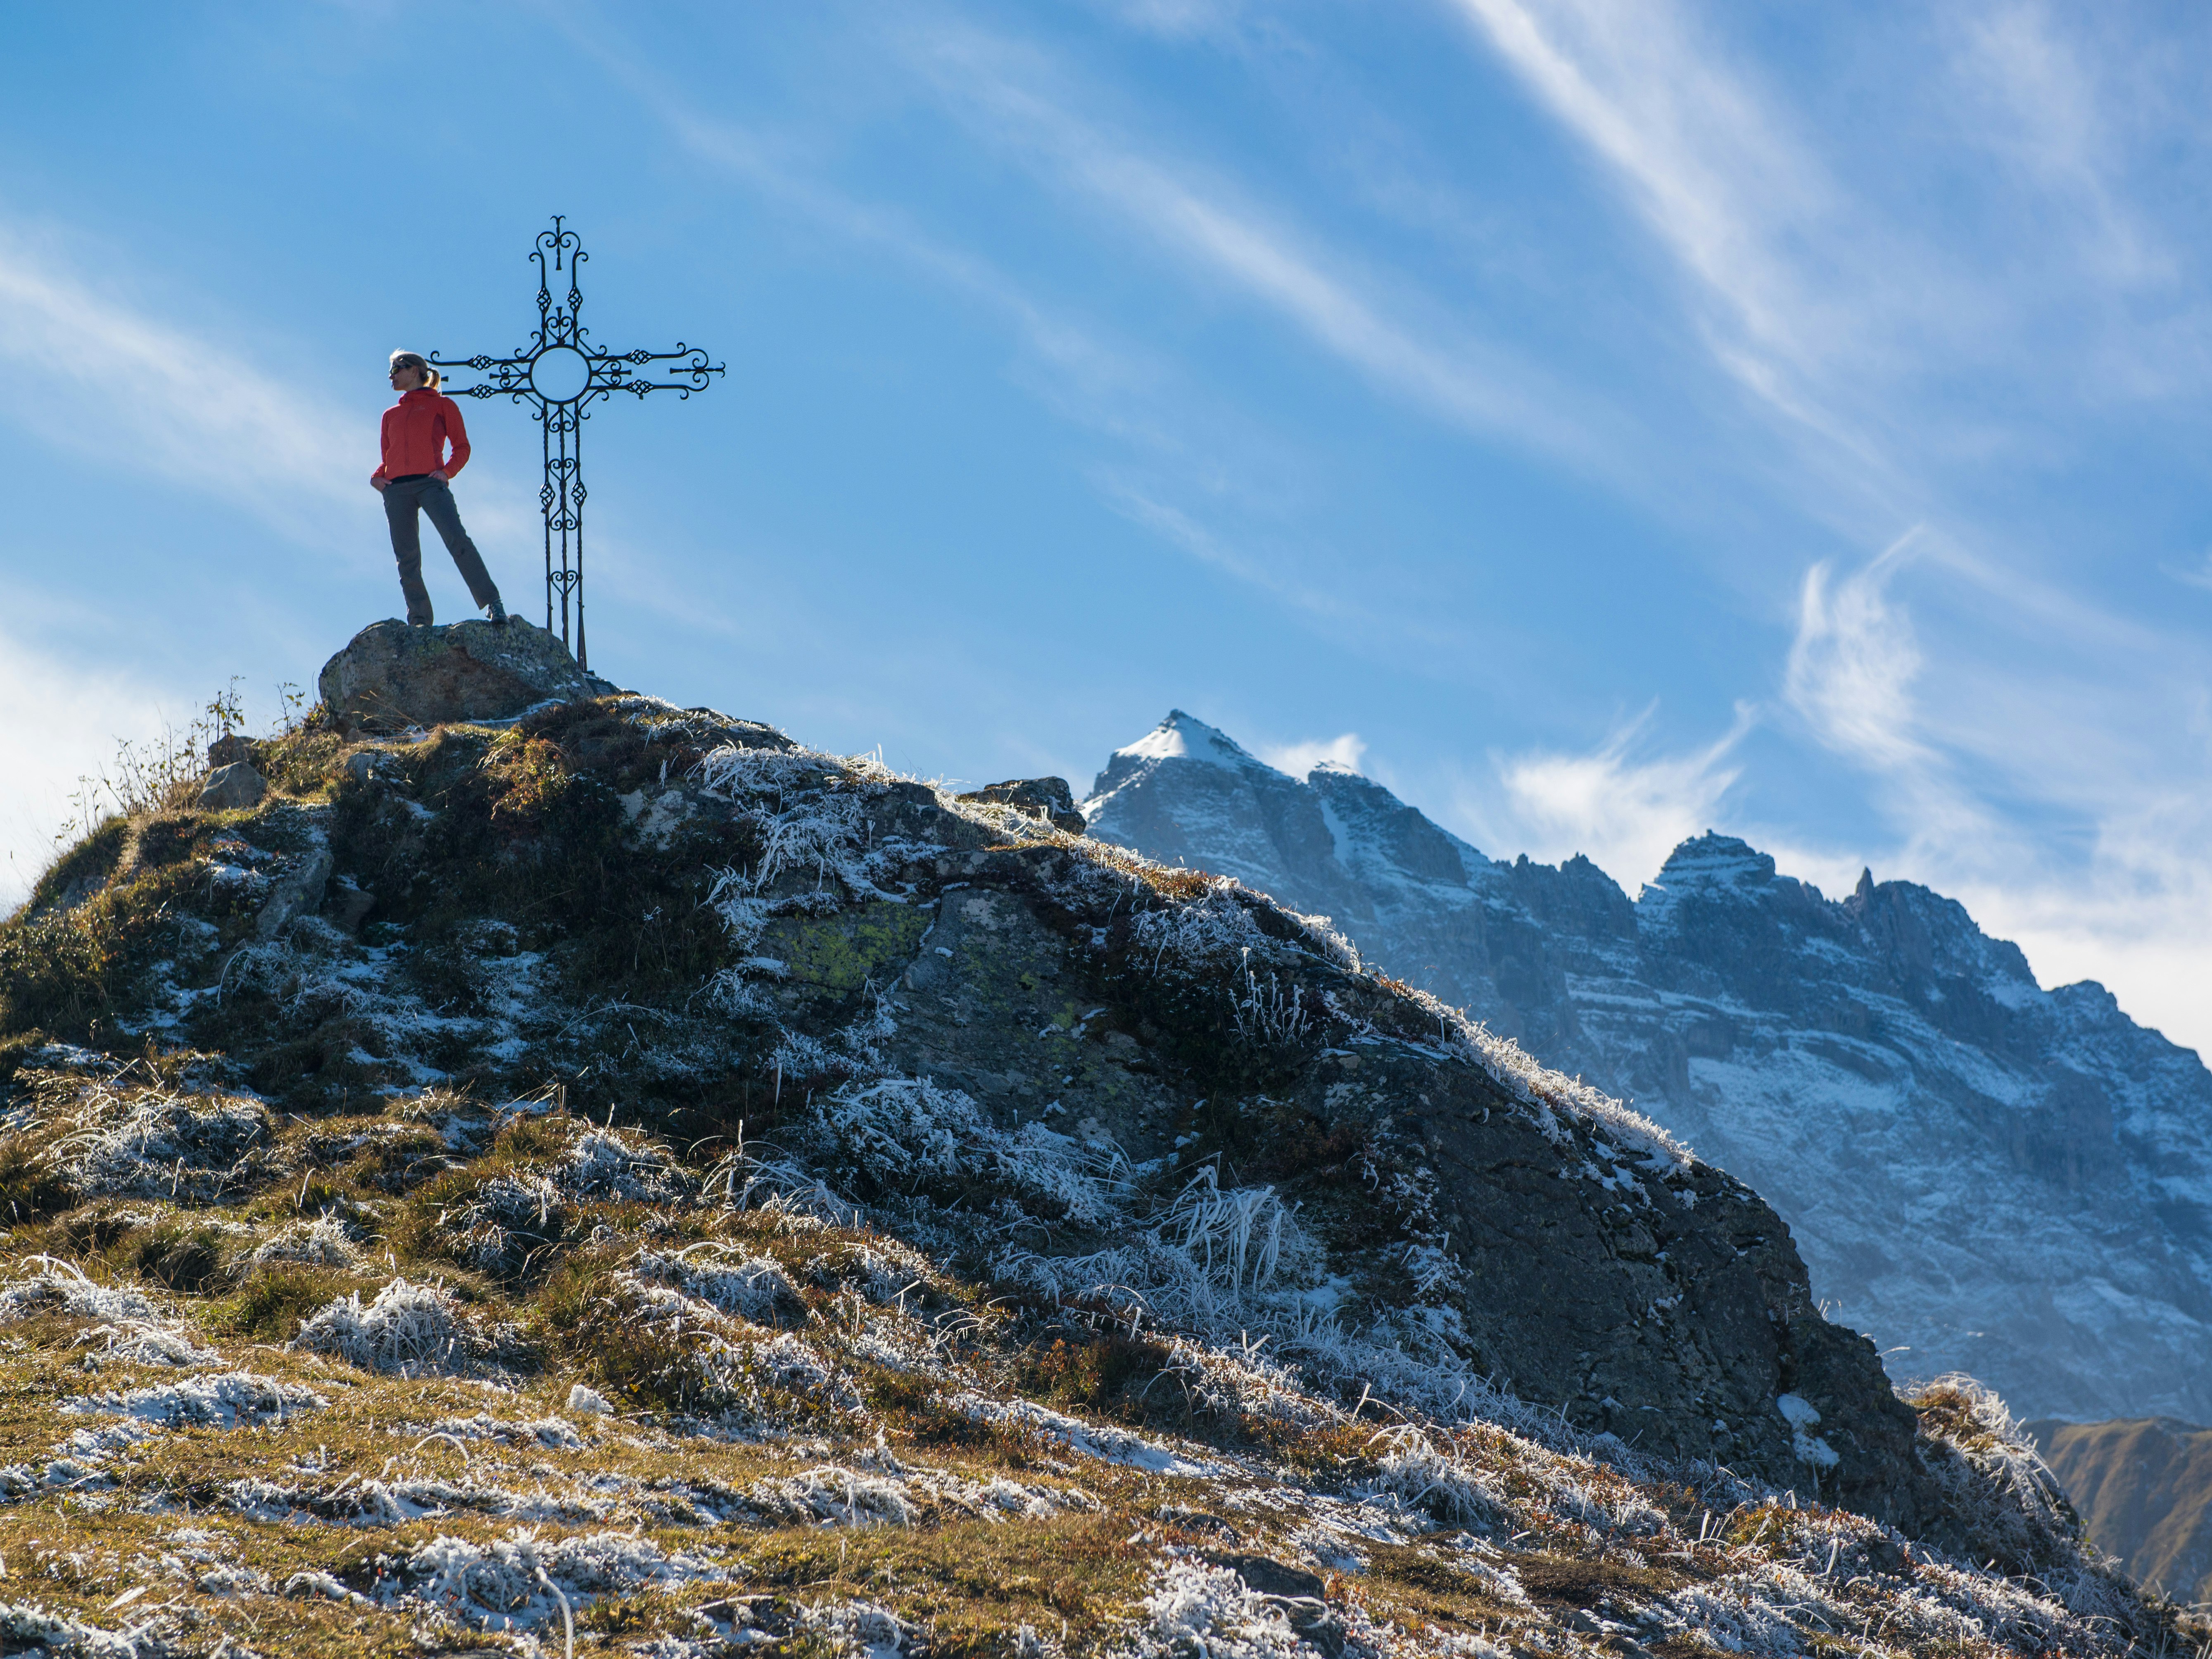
[747,1464,915,1528]
[404,1525,732,1633]
[1134,1559,1306,1659]
[66,1370,326,1428]
[562,1127,692,1202]
[293,1276,476,1375]
[631,1244,802,1325]
[799,1596,916,1659]
[815,1240,936,1307]
[1161,1166,1294,1295]
[0,1256,159,1325]
[815,1076,1126,1224]
[1904,1372,2123,1605]
[1365,1426,1507,1527]
[40,1079,271,1204]
[448,1169,570,1277]
[0,1598,143,1658]
[80,1319,219,1367]
[250,1214,361,1268]
[1157,1337,1341,1432]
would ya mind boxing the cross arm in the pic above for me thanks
[424,351,540,401]
[599,344,727,399]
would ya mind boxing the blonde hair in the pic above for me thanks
[388,350,440,392]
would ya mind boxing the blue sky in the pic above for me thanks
[5,1,2211,1051]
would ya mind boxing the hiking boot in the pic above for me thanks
[485,599,509,626]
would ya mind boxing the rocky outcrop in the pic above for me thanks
[2028,1417,2212,1601]
[317,618,604,736]
[873,845,1918,1517]
[953,776,1086,834]
[1082,711,2212,1424]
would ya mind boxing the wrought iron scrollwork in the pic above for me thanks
[430,216,725,670]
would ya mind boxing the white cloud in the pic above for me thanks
[1445,0,1846,390]
[1765,536,2212,1050]
[0,225,364,532]
[901,23,1606,466]
[0,616,183,915]
[1956,4,2165,288]
[1460,704,1751,890]
[1257,733,1366,777]
[1782,531,1936,776]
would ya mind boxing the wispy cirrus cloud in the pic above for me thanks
[1955,4,2168,290]
[1783,530,1936,777]
[0,224,361,528]
[1445,0,1853,388]
[899,21,1616,468]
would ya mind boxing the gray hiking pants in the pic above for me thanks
[382,475,500,625]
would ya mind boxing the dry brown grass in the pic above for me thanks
[0,1063,2173,1658]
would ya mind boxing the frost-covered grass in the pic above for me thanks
[0,1105,2173,1659]
[292,1276,480,1375]
[10,1072,272,1206]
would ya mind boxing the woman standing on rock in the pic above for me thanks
[371,352,506,627]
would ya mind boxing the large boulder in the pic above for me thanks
[198,762,266,812]
[317,620,601,736]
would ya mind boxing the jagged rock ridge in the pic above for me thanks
[1083,711,2212,1425]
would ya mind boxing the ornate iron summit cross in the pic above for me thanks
[431,216,724,671]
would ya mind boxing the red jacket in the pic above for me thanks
[372,388,472,484]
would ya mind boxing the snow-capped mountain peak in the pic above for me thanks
[1107,708,1263,772]
[1083,714,2212,1425]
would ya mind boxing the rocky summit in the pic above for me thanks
[0,676,2179,1655]
[317,616,613,737]
[1081,711,2212,1427]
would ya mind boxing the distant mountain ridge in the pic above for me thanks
[1082,710,2212,1424]
[2027,1417,2212,1603]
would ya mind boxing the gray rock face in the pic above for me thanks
[317,619,598,736]
[1083,711,2212,1423]
[751,790,1929,1521]
[198,762,266,812]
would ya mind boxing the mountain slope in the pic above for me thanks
[2027,1417,2212,1604]
[1083,712,2212,1424]
[0,643,2173,1656]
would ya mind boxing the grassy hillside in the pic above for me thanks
[0,691,2186,1657]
